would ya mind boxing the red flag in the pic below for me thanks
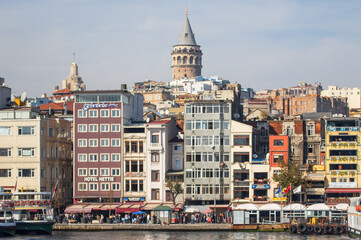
[284,184,291,194]
[52,180,59,199]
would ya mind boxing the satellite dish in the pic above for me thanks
[253,154,258,159]
[11,94,15,101]
[233,113,240,119]
[20,92,27,102]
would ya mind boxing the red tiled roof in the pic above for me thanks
[39,102,64,111]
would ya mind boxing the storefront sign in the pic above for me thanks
[124,197,146,202]
[82,102,119,111]
[312,165,325,171]
[84,177,115,182]
[252,184,270,189]
[272,197,287,202]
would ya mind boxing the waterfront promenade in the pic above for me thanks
[54,223,290,232]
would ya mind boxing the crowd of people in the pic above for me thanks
[57,212,231,224]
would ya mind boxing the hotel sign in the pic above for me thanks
[272,197,287,202]
[84,177,115,182]
[82,102,119,111]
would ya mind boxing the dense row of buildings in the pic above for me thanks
[1,12,361,214]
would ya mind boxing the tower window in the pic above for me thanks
[183,56,187,64]
[177,56,181,64]
[189,56,193,64]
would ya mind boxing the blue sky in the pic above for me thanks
[1,0,361,96]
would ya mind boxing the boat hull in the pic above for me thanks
[0,223,16,236]
[16,221,54,235]
[348,227,361,238]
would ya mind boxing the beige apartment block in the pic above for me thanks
[0,108,72,207]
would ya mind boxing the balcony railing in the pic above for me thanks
[328,127,359,131]
[253,196,268,202]
[233,181,250,187]
[330,156,358,162]
[326,198,350,204]
[330,142,358,148]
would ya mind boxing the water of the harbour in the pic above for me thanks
[10,231,353,240]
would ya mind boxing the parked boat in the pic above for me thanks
[12,192,54,235]
[348,197,361,238]
[0,192,16,236]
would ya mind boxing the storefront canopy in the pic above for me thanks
[283,204,306,211]
[325,188,361,193]
[153,206,173,211]
[234,203,258,211]
[100,204,121,211]
[307,203,329,211]
[64,204,91,214]
[259,203,281,211]
[335,203,349,211]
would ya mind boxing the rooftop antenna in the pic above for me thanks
[186,5,188,16]
[73,52,76,62]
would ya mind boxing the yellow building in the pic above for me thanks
[0,108,72,207]
[325,117,361,204]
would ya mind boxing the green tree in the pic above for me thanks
[166,178,184,205]
[272,159,307,201]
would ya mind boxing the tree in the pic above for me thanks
[272,159,307,201]
[165,178,184,205]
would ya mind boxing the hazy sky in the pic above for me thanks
[1,0,361,97]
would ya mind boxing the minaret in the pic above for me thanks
[171,9,202,80]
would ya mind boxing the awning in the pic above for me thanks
[325,188,361,193]
[142,203,160,211]
[64,204,90,214]
[83,204,104,211]
[209,204,230,209]
[100,204,121,211]
[116,208,138,214]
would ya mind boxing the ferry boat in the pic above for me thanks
[0,192,16,236]
[348,197,361,238]
[12,192,54,234]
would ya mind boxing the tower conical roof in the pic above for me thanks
[178,16,197,45]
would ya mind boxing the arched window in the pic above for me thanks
[177,56,181,64]
[189,56,193,64]
[173,57,176,63]
[195,57,199,65]
[183,56,187,64]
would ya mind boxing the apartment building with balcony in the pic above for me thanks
[123,123,146,203]
[146,119,178,203]
[184,100,233,208]
[325,117,361,204]
[73,90,143,203]
[231,121,253,203]
[0,108,72,206]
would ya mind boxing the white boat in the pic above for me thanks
[348,197,361,238]
[12,192,54,234]
[0,192,16,236]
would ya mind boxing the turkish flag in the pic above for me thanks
[284,184,291,194]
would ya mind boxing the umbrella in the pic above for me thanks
[132,211,146,215]
[203,209,213,214]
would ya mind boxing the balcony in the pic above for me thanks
[253,196,268,202]
[233,180,250,187]
[253,178,269,185]
[330,156,358,163]
[328,181,357,188]
[327,126,359,131]
[330,142,358,149]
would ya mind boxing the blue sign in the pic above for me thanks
[252,184,270,189]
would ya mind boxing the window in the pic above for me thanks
[234,153,249,163]
[89,168,98,176]
[176,158,180,168]
[151,189,160,200]
[331,178,337,182]
[89,110,98,118]
[78,139,87,147]
[78,168,87,176]
[273,154,284,164]
[111,154,120,161]
[100,138,109,147]
[0,169,11,177]
[131,180,138,192]
[18,148,35,157]
[273,170,281,176]
[234,135,249,146]
[139,141,144,152]
[78,110,87,118]
[78,183,87,191]
[18,126,34,135]
[151,170,160,181]
[111,124,120,132]
[308,144,314,154]
[174,145,182,151]
[151,134,159,144]
[49,128,54,137]
[100,124,109,132]
[78,124,87,132]
[100,168,109,176]
[125,180,130,192]
[89,154,98,162]
[151,152,160,162]
[100,153,109,162]
[274,139,284,146]
[100,109,109,117]
[307,125,314,136]
[131,141,138,153]
[18,169,34,177]
[112,183,120,191]
[89,124,98,132]
[111,139,120,147]
[111,168,120,176]
[0,148,11,157]
[111,109,120,117]
[78,154,87,162]
[89,139,98,147]
[0,127,12,135]
[89,183,98,191]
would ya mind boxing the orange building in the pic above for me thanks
[269,135,289,167]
